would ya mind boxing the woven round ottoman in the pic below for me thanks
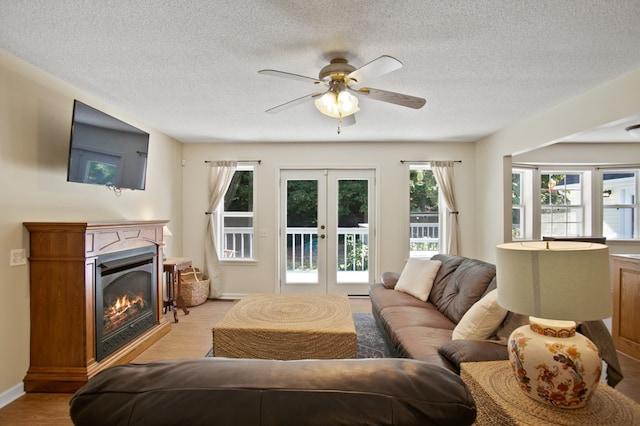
[212,294,357,359]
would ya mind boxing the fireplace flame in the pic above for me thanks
[108,293,145,316]
[103,292,147,334]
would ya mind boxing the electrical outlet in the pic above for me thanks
[10,249,27,266]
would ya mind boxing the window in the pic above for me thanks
[602,170,638,239]
[409,165,440,257]
[540,171,584,237]
[512,165,640,241]
[512,171,524,239]
[219,165,255,259]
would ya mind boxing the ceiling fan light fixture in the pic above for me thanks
[314,90,359,118]
[338,90,358,112]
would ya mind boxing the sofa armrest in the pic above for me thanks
[381,271,400,289]
[438,340,508,372]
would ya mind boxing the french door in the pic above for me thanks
[279,169,375,295]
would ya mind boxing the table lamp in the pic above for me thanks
[496,241,612,409]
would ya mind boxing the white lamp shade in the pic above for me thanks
[496,241,612,321]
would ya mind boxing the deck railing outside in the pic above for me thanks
[410,213,439,257]
[286,227,369,271]
[223,219,440,265]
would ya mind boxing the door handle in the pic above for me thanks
[320,234,326,239]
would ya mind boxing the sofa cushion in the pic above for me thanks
[370,283,433,313]
[394,258,442,301]
[452,289,508,340]
[380,306,455,343]
[431,258,496,324]
[438,340,509,371]
[380,306,455,332]
[69,358,477,426]
[428,254,467,303]
[393,326,455,368]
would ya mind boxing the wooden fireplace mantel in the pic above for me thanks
[23,220,171,393]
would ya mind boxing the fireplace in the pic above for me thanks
[96,246,157,361]
[24,220,170,393]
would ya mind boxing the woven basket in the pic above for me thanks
[180,267,209,307]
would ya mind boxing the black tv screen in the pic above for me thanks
[67,100,149,190]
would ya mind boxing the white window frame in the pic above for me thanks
[539,169,590,238]
[217,164,257,261]
[598,168,639,240]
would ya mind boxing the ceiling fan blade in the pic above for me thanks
[265,92,323,114]
[347,55,403,86]
[258,69,323,84]
[353,87,426,109]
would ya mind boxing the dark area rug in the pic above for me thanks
[353,312,396,358]
[206,312,395,359]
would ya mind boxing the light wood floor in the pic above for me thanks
[1,298,638,425]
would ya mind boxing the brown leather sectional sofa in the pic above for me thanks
[370,253,511,373]
[370,253,623,387]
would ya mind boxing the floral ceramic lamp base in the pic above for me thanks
[508,316,602,409]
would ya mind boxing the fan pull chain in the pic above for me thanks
[337,114,342,134]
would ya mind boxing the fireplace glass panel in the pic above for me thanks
[96,247,157,361]
[103,270,152,334]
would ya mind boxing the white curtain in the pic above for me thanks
[430,161,459,255]
[204,161,237,298]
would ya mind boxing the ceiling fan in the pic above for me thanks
[258,55,426,132]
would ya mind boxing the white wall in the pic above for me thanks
[181,142,477,296]
[475,67,640,263]
[0,51,183,400]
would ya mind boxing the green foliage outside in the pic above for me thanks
[224,170,253,211]
[410,169,438,213]
[337,180,368,227]
[540,173,571,205]
[338,234,368,271]
[287,180,318,227]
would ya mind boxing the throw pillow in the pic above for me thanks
[394,258,442,302]
[452,289,508,340]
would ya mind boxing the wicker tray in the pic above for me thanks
[180,267,209,307]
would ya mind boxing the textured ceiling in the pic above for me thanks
[1,1,640,143]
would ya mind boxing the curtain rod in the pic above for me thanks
[400,160,462,164]
[596,164,640,170]
[204,160,261,164]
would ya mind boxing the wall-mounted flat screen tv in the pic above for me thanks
[67,100,150,191]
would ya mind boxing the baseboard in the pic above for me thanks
[211,293,371,300]
[0,383,25,410]
[214,293,246,300]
